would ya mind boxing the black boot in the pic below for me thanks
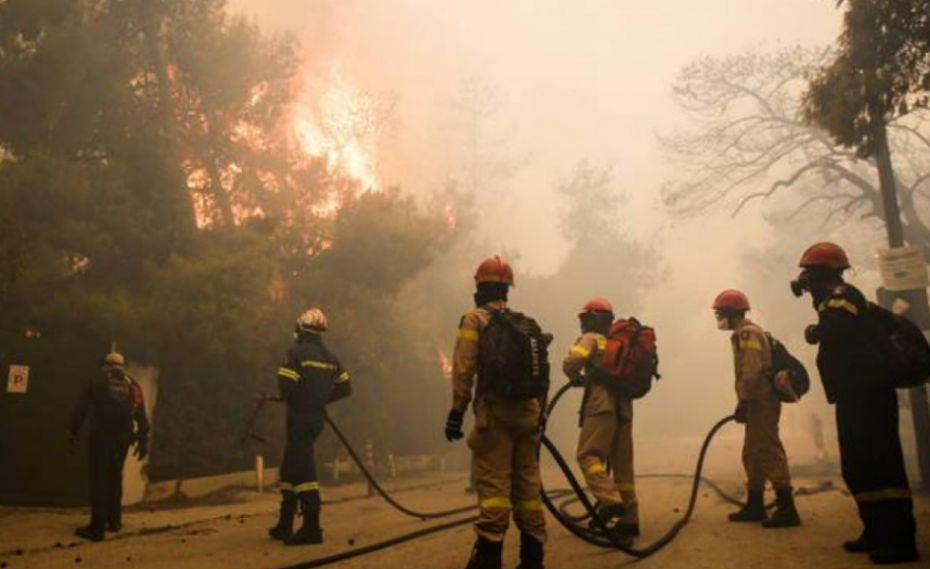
[762,487,801,528]
[515,533,544,569]
[269,491,297,540]
[868,500,919,564]
[844,533,877,554]
[74,525,105,542]
[285,492,323,546]
[464,537,503,569]
[728,490,766,522]
[845,501,879,553]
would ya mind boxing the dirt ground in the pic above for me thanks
[2,432,929,569]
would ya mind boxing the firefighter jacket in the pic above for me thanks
[812,283,887,404]
[277,334,351,414]
[452,300,506,414]
[731,319,776,403]
[563,332,633,421]
[69,367,150,444]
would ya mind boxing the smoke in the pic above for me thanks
[226,0,846,473]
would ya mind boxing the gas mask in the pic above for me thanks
[790,271,812,298]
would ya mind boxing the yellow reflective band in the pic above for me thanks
[279,482,294,491]
[855,488,912,503]
[480,497,513,510]
[739,339,763,351]
[302,360,337,370]
[295,481,321,493]
[596,338,607,351]
[336,371,350,383]
[571,345,591,358]
[617,482,636,492]
[821,299,859,316]
[278,368,300,381]
[585,462,606,476]
[515,499,543,512]
[458,329,479,342]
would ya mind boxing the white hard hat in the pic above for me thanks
[297,308,328,333]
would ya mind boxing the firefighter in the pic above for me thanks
[269,308,352,546]
[68,352,149,542]
[712,290,801,528]
[792,242,918,564]
[563,298,639,539]
[445,256,547,569]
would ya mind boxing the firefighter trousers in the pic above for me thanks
[577,411,638,525]
[87,432,131,531]
[468,399,546,544]
[742,398,791,492]
[280,412,324,499]
[836,388,916,551]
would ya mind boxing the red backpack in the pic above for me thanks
[597,317,660,399]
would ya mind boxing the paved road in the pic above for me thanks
[2,468,928,569]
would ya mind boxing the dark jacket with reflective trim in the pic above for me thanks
[277,334,352,415]
[814,283,887,404]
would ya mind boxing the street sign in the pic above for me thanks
[878,246,929,291]
[6,365,29,394]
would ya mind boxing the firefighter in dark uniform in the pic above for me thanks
[269,308,352,546]
[68,352,149,542]
[793,242,919,564]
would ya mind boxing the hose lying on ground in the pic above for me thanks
[323,414,477,520]
[272,381,754,568]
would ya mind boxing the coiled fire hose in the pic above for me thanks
[535,383,737,556]
[269,382,749,568]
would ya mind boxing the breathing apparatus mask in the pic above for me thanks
[714,309,741,331]
[579,311,612,335]
[790,271,812,298]
[474,282,509,307]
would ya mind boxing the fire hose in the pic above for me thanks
[256,382,767,569]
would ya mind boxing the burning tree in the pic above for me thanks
[0,0,456,481]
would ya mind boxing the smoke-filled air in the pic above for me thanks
[1,1,929,568]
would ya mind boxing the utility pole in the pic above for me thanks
[874,124,930,491]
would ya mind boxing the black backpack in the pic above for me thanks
[865,303,930,389]
[478,309,551,401]
[766,333,810,403]
[102,367,134,425]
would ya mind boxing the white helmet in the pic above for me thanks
[297,308,328,333]
[104,352,126,367]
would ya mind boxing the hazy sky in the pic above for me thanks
[229,0,843,273]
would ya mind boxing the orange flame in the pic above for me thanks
[438,350,453,382]
[293,64,382,197]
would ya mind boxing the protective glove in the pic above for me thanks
[804,324,820,345]
[134,439,148,461]
[445,409,464,442]
[733,400,749,424]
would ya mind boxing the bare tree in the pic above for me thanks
[661,46,930,255]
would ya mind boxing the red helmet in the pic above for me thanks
[579,297,614,315]
[712,289,750,312]
[799,242,850,270]
[474,255,514,286]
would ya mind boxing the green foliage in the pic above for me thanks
[805,0,930,157]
